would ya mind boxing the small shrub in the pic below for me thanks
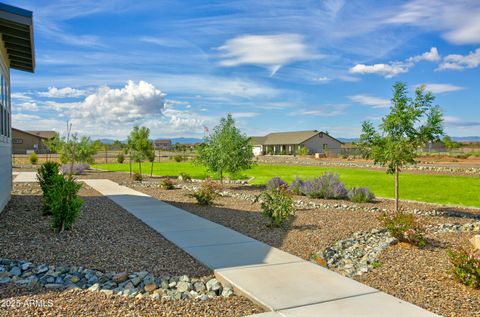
[380,212,426,247]
[192,179,220,205]
[266,177,288,191]
[161,178,175,190]
[60,164,89,175]
[133,172,143,182]
[37,162,60,215]
[172,155,183,162]
[255,185,295,227]
[29,152,38,165]
[297,146,309,156]
[347,187,375,203]
[447,248,480,288]
[117,152,125,163]
[291,177,304,195]
[299,173,347,199]
[46,175,83,232]
[178,172,192,182]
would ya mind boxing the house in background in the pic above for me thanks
[154,139,172,150]
[0,3,35,212]
[251,130,344,156]
[12,128,57,154]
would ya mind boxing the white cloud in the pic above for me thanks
[295,105,346,117]
[417,83,465,94]
[437,48,480,71]
[350,47,440,78]
[231,112,259,118]
[11,92,32,101]
[349,62,409,78]
[39,86,87,98]
[16,102,39,112]
[387,0,480,45]
[68,81,165,126]
[218,34,317,75]
[349,94,390,108]
[407,47,440,63]
[444,116,480,127]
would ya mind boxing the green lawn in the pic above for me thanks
[93,162,480,207]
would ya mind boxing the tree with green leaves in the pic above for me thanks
[442,135,461,150]
[43,134,61,161]
[358,82,443,212]
[126,126,153,178]
[196,114,253,184]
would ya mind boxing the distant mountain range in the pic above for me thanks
[338,136,480,143]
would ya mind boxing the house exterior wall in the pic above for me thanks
[0,38,11,213]
[301,133,343,155]
[252,145,263,156]
[12,129,48,154]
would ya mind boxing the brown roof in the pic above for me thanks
[25,130,57,139]
[262,130,320,145]
[154,139,172,144]
[250,136,266,145]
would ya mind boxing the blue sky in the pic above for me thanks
[8,0,480,139]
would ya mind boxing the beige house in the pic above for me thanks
[251,130,343,156]
[12,128,56,154]
[0,3,35,212]
[154,139,172,150]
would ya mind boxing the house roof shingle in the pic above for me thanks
[262,130,320,145]
[25,130,57,139]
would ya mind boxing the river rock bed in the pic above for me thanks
[0,259,233,301]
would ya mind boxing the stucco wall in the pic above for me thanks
[0,37,11,213]
[301,133,343,154]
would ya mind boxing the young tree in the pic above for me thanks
[443,135,461,150]
[43,134,61,161]
[196,114,253,184]
[127,126,153,177]
[358,82,443,212]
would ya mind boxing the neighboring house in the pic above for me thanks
[12,128,56,154]
[154,139,172,150]
[0,3,35,212]
[251,130,344,156]
[250,136,266,156]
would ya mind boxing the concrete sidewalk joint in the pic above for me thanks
[82,179,438,317]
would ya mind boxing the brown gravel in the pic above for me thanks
[77,171,480,317]
[0,181,264,316]
[0,285,263,317]
[356,233,480,317]
[0,183,210,277]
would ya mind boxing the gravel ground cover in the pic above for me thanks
[74,171,480,317]
[0,181,263,316]
[0,285,260,317]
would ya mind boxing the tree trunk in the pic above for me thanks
[220,169,223,186]
[150,162,153,177]
[129,156,132,177]
[395,166,399,212]
[139,162,142,176]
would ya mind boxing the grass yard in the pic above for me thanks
[93,162,480,207]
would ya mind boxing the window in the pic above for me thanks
[0,66,10,141]
[323,144,328,150]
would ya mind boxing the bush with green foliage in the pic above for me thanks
[37,162,60,215]
[117,152,125,163]
[161,178,175,190]
[255,185,295,228]
[133,172,143,182]
[192,179,220,205]
[172,155,183,162]
[447,248,480,288]
[29,152,38,165]
[178,172,192,182]
[348,187,375,203]
[297,146,309,156]
[46,175,83,232]
[380,212,426,247]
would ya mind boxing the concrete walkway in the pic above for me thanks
[13,172,37,182]
[80,178,438,317]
